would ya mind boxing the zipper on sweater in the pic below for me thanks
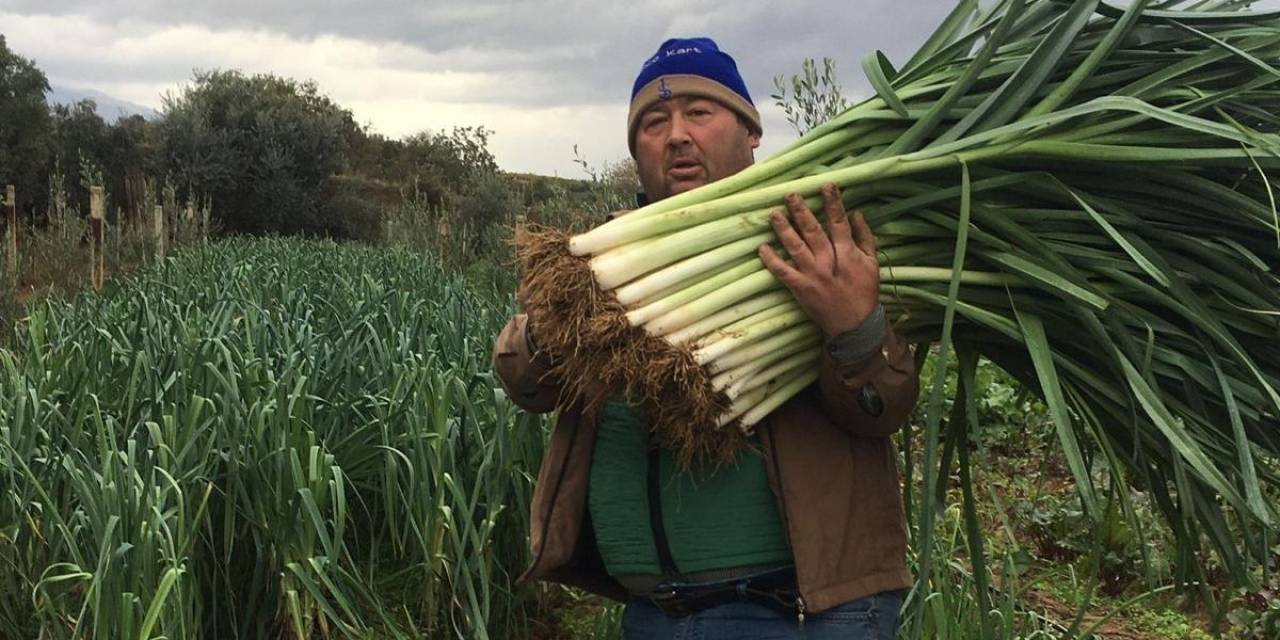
[647,435,679,576]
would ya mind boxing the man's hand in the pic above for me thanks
[758,183,880,336]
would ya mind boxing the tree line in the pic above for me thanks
[0,34,505,241]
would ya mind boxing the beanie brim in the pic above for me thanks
[628,74,763,154]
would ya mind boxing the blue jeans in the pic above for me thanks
[621,589,902,639]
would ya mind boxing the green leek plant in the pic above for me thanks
[0,238,550,638]
[516,0,1280,623]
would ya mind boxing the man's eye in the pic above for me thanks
[644,115,667,129]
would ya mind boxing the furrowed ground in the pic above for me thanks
[0,237,1271,639]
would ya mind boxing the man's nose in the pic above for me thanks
[666,113,692,147]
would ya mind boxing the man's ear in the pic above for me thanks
[749,130,762,150]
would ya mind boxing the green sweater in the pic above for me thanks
[587,399,791,577]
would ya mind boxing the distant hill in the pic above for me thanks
[46,85,160,121]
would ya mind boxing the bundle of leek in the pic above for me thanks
[517,0,1280,579]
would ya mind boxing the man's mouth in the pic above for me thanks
[667,159,704,180]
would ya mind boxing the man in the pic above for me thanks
[492,37,919,639]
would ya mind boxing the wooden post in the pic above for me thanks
[153,205,166,259]
[90,186,105,290]
[5,185,16,280]
[437,217,452,263]
[201,202,210,244]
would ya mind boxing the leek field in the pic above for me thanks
[0,238,554,639]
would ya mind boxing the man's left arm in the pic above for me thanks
[759,184,920,438]
[815,304,919,437]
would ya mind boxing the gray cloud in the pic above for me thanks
[10,0,1280,110]
[14,0,1161,172]
[1,0,958,108]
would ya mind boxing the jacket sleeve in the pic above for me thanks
[815,310,919,438]
[492,313,563,414]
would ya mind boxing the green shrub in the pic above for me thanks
[153,70,359,237]
[315,179,385,242]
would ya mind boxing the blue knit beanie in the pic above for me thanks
[628,37,762,153]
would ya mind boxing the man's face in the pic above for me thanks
[633,95,761,202]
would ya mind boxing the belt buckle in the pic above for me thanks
[650,582,681,603]
[648,582,688,617]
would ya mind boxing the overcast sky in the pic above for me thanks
[0,0,970,175]
[0,0,1202,177]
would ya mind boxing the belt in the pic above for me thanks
[640,566,801,618]
[616,562,789,595]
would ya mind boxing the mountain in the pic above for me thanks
[46,85,160,121]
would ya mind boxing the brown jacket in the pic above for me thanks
[491,305,920,613]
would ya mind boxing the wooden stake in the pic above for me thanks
[437,217,452,263]
[90,186,105,290]
[5,185,16,280]
[201,202,210,243]
[154,205,166,259]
